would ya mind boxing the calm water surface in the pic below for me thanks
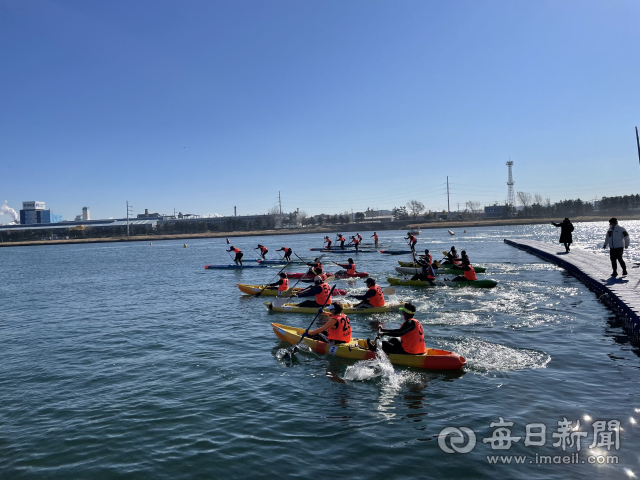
[1,222,640,479]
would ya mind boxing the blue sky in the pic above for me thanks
[1,0,639,222]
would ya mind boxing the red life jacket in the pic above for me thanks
[357,234,362,241]
[327,314,351,342]
[409,235,416,243]
[278,278,289,291]
[315,263,323,273]
[259,246,268,253]
[464,266,477,281]
[284,248,291,255]
[425,253,432,264]
[401,319,427,355]
[346,263,356,275]
[232,247,241,254]
[374,234,378,241]
[368,285,385,307]
[338,236,345,242]
[315,283,332,306]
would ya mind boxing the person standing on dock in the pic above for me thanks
[337,234,346,249]
[551,218,574,252]
[227,246,243,266]
[603,218,630,277]
[371,232,379,247]
[256,244,268,260]
[277,247,293,262]
[324,236,332,249]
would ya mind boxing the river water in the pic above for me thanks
[1,222,639,479]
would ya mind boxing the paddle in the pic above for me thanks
[227,250,237,265]
[255,263,289,297]
[283,284,337,359]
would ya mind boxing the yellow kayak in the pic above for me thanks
[272,323,466,370]
[265,301,401,314]
[237,284,348,297]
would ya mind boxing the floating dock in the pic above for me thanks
[504,239,640,342]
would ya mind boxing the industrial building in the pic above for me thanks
[19,201,62,225]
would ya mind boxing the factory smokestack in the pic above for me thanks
[1,201,19,223]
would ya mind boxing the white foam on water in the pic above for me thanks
[342,339,405,390]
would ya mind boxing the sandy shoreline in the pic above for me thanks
[1,214,639,248]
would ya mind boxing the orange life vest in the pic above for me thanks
[374,234,378,241]
[346,263,356,275]
[357,234,362,241]
[314,263,323,273]
[338,236,345,242]
[278,278,289,291]
[315,282,332,305]
[401,318,427,354]
[283,248,291,255]
[327,314,351,342]
[259,246,267,253]
[368,285,385,307]
[425,253,432,264]
[409,235,416,244]
[232,247,241,253]
[464,266,477,281]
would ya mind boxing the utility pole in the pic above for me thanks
[126,201,133,236]
[446,176,450,214]
[636,127,640,168]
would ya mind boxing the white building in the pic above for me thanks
[82,207,90,221]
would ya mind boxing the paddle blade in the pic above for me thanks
[272,297,289,308]
[442,250,449,256]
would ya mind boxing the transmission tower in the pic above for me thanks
[506,160,515,208]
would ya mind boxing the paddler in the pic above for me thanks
[410,257,436,285]
[324,236,333,249]
[267,272,290,295]
[277,247,293,262]
[405,233,418,252]
[366,303,426,355]
[350,278,385,309]
[256,244,269,260]
[350,235,360,251]
[450,258,477,282]
[307,302,352,345]
[357,233,363,243]
[295,276,333,308]
[337,234,346,249]
[419,249,433,265]
[446,246,459,262]
[227,245,243,266]
[336,258,357,276]
[371,232,379,247]
[306,258,324,275]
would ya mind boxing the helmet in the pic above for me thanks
[314,276,323,284]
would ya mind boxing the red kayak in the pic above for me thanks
[286,272,328,280]
[286,271,369,279]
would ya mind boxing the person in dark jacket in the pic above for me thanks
[551,218,574,252]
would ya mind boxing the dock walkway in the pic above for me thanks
[504,238,640,342]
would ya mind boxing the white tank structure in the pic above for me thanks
[82,207,90,221]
